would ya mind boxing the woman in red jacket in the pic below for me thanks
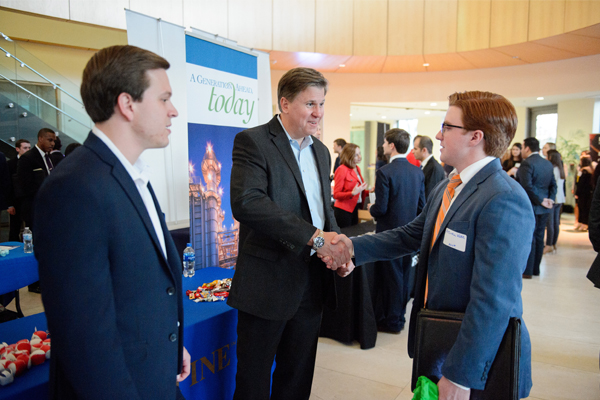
[333,143,369,228]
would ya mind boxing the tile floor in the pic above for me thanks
[4,215,600,399]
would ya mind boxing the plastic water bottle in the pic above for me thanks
[23,227,33,253]
[183,243,195,277]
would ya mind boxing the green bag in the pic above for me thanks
[412,376,439,400]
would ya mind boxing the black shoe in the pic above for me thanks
[377,324,403,334]
[28,283,41,293]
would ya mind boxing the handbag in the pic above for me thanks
[411,308,521,400]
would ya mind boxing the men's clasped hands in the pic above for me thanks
[315,232,354,277]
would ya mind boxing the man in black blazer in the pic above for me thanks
[413,135,445,201]
[369,128,425,332]
[7,139,31,241]
[587,174,600,288]
[228,67,352,400]
[34,45,190,399]
[517,137,557,277]
[16,128,56,228]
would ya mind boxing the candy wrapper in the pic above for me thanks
[0,328,50,386]
[186,278,232,302]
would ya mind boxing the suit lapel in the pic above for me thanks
[84,133,170,270]
[269,117,307,196]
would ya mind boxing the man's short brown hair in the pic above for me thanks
[81,45,170,123]
[277,68,328,112]
[385,128,410,154]
[15,139,30,149]
[448,91,517,158]
[38,128,55,139]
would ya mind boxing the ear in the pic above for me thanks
[280,97,289,114]
[469,130,485,148]
[115,92,135,122]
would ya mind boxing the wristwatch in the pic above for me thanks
[312,230,325,251]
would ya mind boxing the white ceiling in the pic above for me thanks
[350,91,600,123]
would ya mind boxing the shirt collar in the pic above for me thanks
[449,156,496,186]
[35,145,46,157]
[92,126,151,186]
[421,154,433,167]
[277,115,313,150]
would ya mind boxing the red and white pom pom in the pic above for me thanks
[0,343,7,354]
[40,345,51,359]
[0,369,14,386]
[29,350,46,366]
[31,331,47,342]
[1,352,16,362]
[16,342,31,354]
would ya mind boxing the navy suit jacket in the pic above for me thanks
[369,157,425,232]
[517,153,557,214]
[422,156,445,201]
[34,132,184,399]
[0,153,10,210]
[228,116,339,320]
[352,159,534,397]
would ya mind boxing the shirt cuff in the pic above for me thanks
[447,378,470,391]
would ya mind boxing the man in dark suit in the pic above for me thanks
[413,135,445,201]
[228,67,352,400]
[16,128,56,228]
[518,137,557,278]
[588,174,600,288]
[332,137,346,174]
[7,139,31,241]
[327,91,535,399]
[0,152,10,213]
[368,128,424,332]
[33,45,190,399]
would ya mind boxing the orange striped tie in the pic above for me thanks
[425,174,462,305]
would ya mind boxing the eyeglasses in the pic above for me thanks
[440,123,466,134]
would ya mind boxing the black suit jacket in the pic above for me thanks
[34,132,184,399]
[228,115,340,320]
[16,147,49,224]
[588,175,600,288]
[0,153,10,210]
[517,153,557,214]
[421,156,445,201]
[369,157,425,232]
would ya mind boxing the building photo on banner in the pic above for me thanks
[186,35,258,270]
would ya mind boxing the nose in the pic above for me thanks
[435,130,443,141]
[170,103,179,118]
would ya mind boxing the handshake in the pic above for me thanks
[310,231,355,277]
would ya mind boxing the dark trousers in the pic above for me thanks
[334,203,359,228]
[374,255,412,331]
[233,266,324,400]
[525,213,550,276]
[546,203,562,246]
[8,207,23,242]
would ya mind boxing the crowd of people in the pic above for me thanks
[1,43,598,400]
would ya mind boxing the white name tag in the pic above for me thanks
[443,228,467,252]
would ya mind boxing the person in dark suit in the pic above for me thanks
[228,67,352,400]
[413,135,445,201]
[16,128,56,228]
[49,135,65,167]
[332,138,346,174]
[0,152,10,212]
[33,45,190,399]
[517,137,557,278]
[587,174,600,288]
[326,91,535,399]
[368,128,425,333]
[7,139,31,241]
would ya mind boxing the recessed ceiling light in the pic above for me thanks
[339,64,346,68]
[430,103,437,106]
[425,111,431,115]
[382,116,387,119]
[423,63,429,67]
[537,97,544,100]
[349,114,352,117]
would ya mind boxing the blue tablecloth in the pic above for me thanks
[180,267,237,400]
[0,242,39,294]
[0,312,49,400]
[0,267,237,400]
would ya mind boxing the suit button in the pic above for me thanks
[167,287,175,295]
[169,333,177,342]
